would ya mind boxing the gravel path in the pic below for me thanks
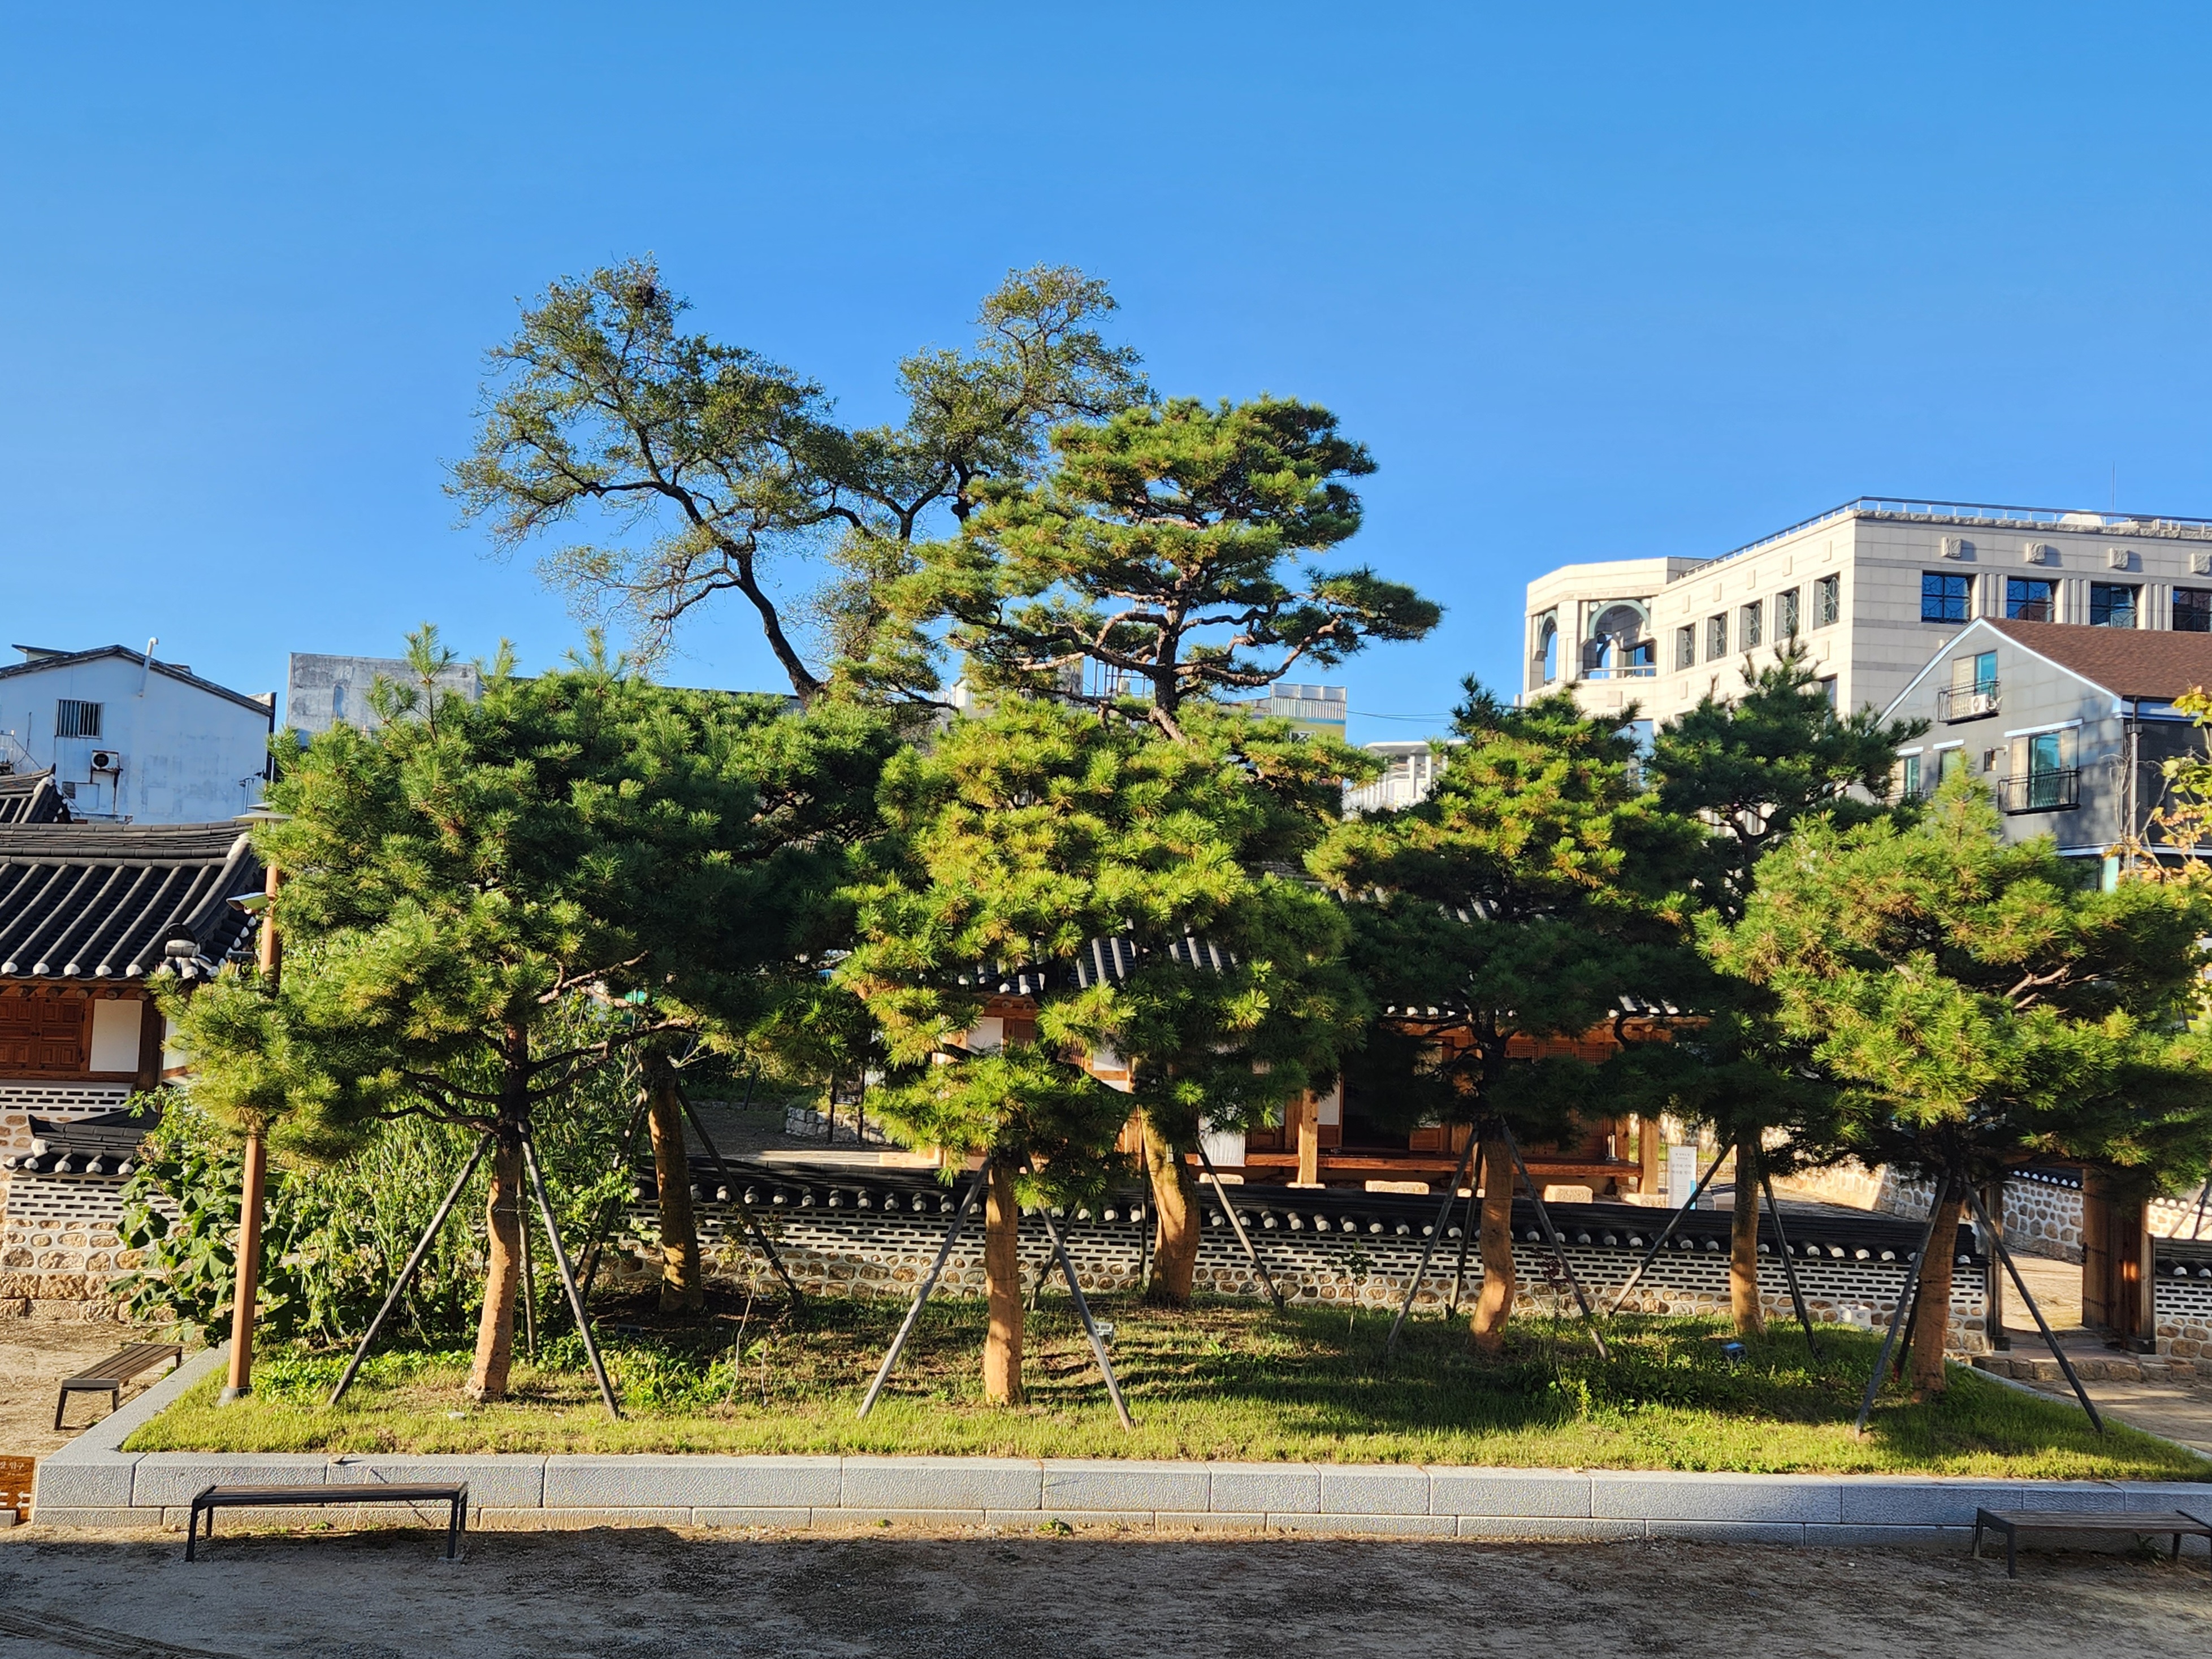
[1,1527,2205,1657]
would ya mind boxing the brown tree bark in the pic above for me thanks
[646,1062,704,1313]
[1909,1186,1966,1397]
[467,1132,525,1401]
[1141,1112,1200,1307]
[1470,1136,1517,1355]
[1729,1135,1767,1336]
[981,1158,1025,1404]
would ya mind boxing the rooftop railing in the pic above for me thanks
[1681,497,2212,578]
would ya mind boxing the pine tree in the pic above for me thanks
[1712,778,2212,1393]
[166,630,893,1400]
[1312,685,1697,1353]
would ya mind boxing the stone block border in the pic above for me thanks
[28,1346,2211,1552]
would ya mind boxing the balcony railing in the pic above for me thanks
[1681,496,2212,577]
[1998,769,2080,813]
[1937,682,1999,722]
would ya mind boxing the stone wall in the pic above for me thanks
[1772,1163,2212,1265]
[605,1196,1991,1353]
[0,1171,132,1320]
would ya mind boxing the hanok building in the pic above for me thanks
[0,820,263,1318]
[1882,618,2212,867]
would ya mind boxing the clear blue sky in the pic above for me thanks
[6,4,2211,741]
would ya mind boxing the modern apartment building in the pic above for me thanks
[1522,497,2212,727]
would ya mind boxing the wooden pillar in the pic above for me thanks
[1295,1093,1320,1186]
[219,859,281,1405]
[1637,1114,1661,1197]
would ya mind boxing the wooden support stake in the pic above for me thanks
[1853,1181,1945,1437]
[1195,1142,1283,1310]
[1759,1170,1820,1359]
[1604,1144,1730,1318]
[858,1163,989,1419]
[1499,1121,1609,1362]
[520,1130,621,1419]
[331,1135,491,1406]
[1384,1130,1482,1357]
[1446,1143,1482,1319]
[674,1080,804,1307]
[1029,1192,1135,1430]
[1962,1182,2103,1433]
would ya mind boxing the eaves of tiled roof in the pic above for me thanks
[0,821,262,979]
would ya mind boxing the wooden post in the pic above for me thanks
[1637,1114,1662,1198]
[1295,1093,1320,1186]
[218,859,280,1405]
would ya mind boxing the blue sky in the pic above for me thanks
[5,5,2211,740]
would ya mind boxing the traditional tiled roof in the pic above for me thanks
[647,1154,1979,1263]
[0,769,70,825]
[1982,618,2212,701]
[0,822,262,980]
[0,1108,150,1175]
[955,934,1237,998]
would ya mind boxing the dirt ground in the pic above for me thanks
[0,1322,176,1461]
[1,1526,2206,1657]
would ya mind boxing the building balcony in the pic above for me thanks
[1998,769,2080,813]
[1937,682,1999,722]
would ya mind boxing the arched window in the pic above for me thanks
[332,682,348,721]
[1537,618,1559,685]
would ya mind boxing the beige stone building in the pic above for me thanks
[1522,497,2212,726]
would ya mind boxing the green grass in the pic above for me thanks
[127,1292,2208,1479]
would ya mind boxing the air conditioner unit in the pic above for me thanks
[89,751,123,774]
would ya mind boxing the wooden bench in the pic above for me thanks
[1973,1506,2212,1578]
[185,1482,469,1561]
[53,1341,183,1430]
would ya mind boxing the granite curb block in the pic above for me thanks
[29,1396,2212,1546]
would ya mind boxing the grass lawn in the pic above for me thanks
[127,1291,2209,1479]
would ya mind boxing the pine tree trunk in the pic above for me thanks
[466,1132,524,1401]
[1730,1134,1767,1336]
[982,1158,1024,1404]
[1910,1186,1965,1397]
[1470,1136,1516,1355]
[646,1064,704,1313]
[1141,1112,1200,1307]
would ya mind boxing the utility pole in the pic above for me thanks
[219,815,284,1405]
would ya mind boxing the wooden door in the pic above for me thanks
[0,990,90,1074]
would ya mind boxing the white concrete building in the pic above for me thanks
[0,646,274,822]
[1344,740,1451,816]
[285,652,481,738]
[1522,497,2212,726]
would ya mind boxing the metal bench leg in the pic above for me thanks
[1972,1517,1983,1561]
[186,1504,201,1562]
[53,1390,66,1432]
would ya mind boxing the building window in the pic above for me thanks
[1818,675,1837,707]
[1740,600,1763,649]
[2006,577,2055,621]
[1674,625,1695,671]
[1815,574,1841,627]
[2088,583,2138,628]
[1777,588,1800,638]
[1898,753,1923,800]
[55,699,101,739]
[1921,572,1971,623]
[2002,728,2080,813]
[1705,615,1728,659]
[2175,588,2212,633]
[1937,747,1965,781]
